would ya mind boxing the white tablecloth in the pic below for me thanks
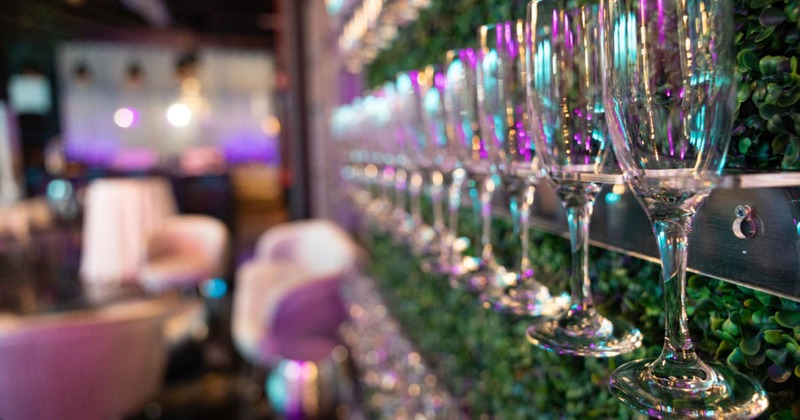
[80,177,176,286]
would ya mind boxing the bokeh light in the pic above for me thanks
[113,107,139,128]
[167,103,192,127]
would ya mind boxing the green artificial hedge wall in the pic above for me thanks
[364,0,800,170]
[367,210,800,418]
[361,1,800,417]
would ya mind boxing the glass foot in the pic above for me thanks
[608,359,768,419]
[526,309,641,357]
[447,256,485,290]
[452,259,500,291]
[480,274,570,317]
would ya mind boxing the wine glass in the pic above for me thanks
[386,78,415,243]
[417,65,461,274]
[342,96,373,216]
[525,0,642,357]
[442,48,504,289]
[476,20,570,317]
[396,71,437,255]
[602,0,768,416]
[371,87,400,231]
[361,92,393,227]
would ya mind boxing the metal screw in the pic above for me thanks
[735,205,751,219]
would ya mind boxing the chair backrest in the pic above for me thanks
[80,177,177,286]
[0,300,168,420]
[254,219,362,278]
[232,260,313,364]
[147,215,229,267]
[232,259,346,365]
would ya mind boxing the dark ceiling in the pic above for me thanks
[0,0,279,49]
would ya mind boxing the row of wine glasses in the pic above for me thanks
[333,0,768,417]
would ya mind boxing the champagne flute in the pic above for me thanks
[477,20,570,316]
[443,48,504,290]
[387,81,413,244]
[396,71,437,255]
[372,86,399,232]
[603,0,768,416]
[525,0,642,357]
[418,65,459,274]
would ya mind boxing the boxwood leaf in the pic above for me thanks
[760,7,786,26]
[775,311,800,328]
[738,49,760,71]
[764,330,785,344]
[727,347,745,366]
[741,335,762,356]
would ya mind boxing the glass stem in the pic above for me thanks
[652,216,705,370]
[430,170,446,236]
[447,168,466,259]
[508,181,535,279]
[394,169,407,216]
[380,167,392,208]
[409,171,424,226]
[479,175,496,262]
[566,201,595,311]
[469,175,482,234]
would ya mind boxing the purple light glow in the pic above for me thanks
[504,22,518,59]
[516,117,533,162]
[434,71,446,90]
[461,48,478,70]
[553,9,559,38]
[565,14,573,51]
[223,131,281,164]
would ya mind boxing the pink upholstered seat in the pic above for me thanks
[139,214,229,292]
[258,277,346,362]
[232,260,312,364]
[254,219,364,279]
[0,300,168,420]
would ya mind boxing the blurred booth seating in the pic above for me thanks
[80,177,177,287]
[139,215,229,292]
[0,299,169,420]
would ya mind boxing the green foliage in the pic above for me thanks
[367,211,800,418]
[365,0,800,171]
